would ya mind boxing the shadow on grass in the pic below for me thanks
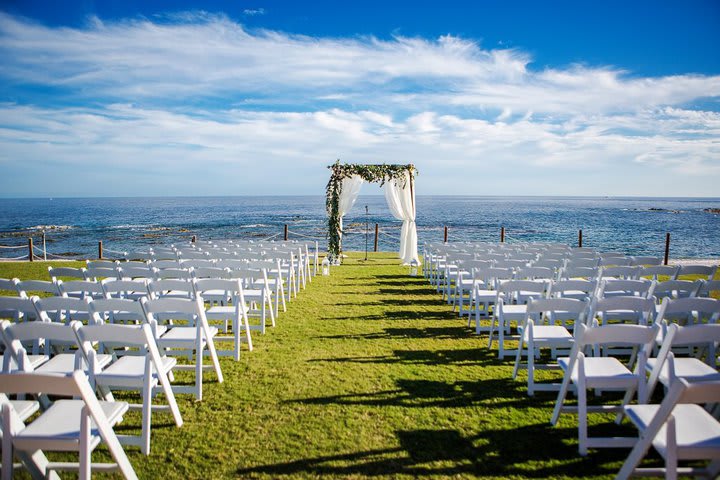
[235,426,622,478]
[289,378,531,409]
[327,310,456,321]
[310,348,497,366]
[316,325,471,340]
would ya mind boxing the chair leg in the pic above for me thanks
[141,376,152,455]
[79,407,91,480]
[512,340,523,380]
[577,384,588,456]
[665,415,678,480]
[2,405,13,480]
[498,317,506,359]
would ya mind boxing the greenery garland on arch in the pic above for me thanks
[326,160,417,262]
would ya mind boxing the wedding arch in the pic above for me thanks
[326,161,419,265]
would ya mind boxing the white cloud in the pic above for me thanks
[0,11,718,196]
[243,8,265,16]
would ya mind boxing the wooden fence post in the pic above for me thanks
[444,226,448,243]
[284,224,289,241]
[664,232,671,265]
[374,224,379,252]
[28,237,33,262]
[578,229,583,248]
[98,241,103,260]
[500,227,505,243]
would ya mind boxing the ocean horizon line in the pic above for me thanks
[1,194,719,201]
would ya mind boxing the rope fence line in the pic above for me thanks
[261,232,282,242]
[378,229,401,240]
[31,245,85,260]
[286,229,325,241]
[1,224,681,262]
[2,254,29,260]
[0,244,26,250]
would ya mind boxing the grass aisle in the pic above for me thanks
[1,255,628,479]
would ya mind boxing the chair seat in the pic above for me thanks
[159,325,218,343]
[646,358,720,386]
[13,399,128,452]
[35,353,112,375]
[474,290,496,301]
[501,305,528,318]
[96,355,177,387]
[625,404,720,459]
[559,356,637,388]
[206,305,250,317]
[525,325,573,343]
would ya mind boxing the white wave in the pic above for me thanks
[27,225,73,231]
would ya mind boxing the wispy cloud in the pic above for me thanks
[0,11,718,196]
[243,8,265,16]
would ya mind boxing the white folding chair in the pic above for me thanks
[0,295,34,325]
[101,278,150,301]
[512,297,589,396]
[596,279,654,299]
[644,322,720,402]
[1,319,111,377]
[454,260,493,317]
[698,279,720,298]
[47,266,87,282]
[84,266,121,282]
[651,279,702,301]
[117,265,157,281]
[550,322,660,455]
[14,280,62,301]
[676,264,718,281]
[637,265,680,281]
[589,295,657,326]
[550,279,598,301]
[193,278,253,360]
[471,267,514,333]
[33,295,94,324]
[1,300,52,372]
[141,297,223,400]
[489,280,550,359]
[76,322,183,455]
[58,280,105,300]
[0,370,138,480]
[147,278,195,301]
[616,379,720,480]
[248,259,286,316]
[226,267,275,334]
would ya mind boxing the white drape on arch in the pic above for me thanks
[383,171,419,265]
[338,175,364,245]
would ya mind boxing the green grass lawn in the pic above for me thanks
[2,254,709,479]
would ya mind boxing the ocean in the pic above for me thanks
[0,196,718,260]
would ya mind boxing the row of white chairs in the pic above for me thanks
[0,282,255,477]
[2,276,257,359]
[0,240,321,478]
[120,240,318,292]
[422,242,720,477]
[485,289,720,476]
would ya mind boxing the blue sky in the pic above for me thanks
[0,0,718,197]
